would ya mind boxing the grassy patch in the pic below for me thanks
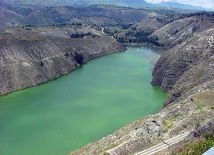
[152,114,159,119]
[102,143,119,153]
[177,135,214,155]
[163,119,174,133]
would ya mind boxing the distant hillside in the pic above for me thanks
[0,5,161,28]
[1,0,153,7]
[156,2,205,11]
[1,0,209,11]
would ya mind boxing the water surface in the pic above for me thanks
[0,47,166,155]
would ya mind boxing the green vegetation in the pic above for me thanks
[74,52,84,65]
[198,105,204,114]
[0,32,10,35]
[116,30,163,47]
[177,135,214,155]
[25,28,32,30]
[157,130,161,137]
[152,114,158,119]
[70,32,95,38]
[163,119,174,133]
[102,143,119,153]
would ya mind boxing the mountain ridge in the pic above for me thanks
[1,0,209,10]
[156,2,206,11]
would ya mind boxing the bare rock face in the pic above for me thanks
[151,28,214,105]
[0,27,126,95]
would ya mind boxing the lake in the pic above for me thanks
[0,47,166,155]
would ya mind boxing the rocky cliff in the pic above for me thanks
[0,26,125,95]
[151,26,214,106]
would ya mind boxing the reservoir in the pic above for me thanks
[0,47,167,155]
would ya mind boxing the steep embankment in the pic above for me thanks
[0,26,125,95]
[68,14,214,155]
[151,28,214,106]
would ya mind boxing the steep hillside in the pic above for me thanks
[150,13,214,48]
[0,26,125,95]
[156,2,205,11]
[0,6,26,27]
[115,12,214,48]
[151,28,214,105]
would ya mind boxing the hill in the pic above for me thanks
[0,26,125,95]
[156,2,205,11]
[0,5,155,28]
[1,0,208,11]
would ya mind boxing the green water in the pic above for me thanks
[0,47,166,155]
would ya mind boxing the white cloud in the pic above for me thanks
[145,0,214,9]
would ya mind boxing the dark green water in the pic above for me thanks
[0,47,166,155]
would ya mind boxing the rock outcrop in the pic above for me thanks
[0,26,125,95]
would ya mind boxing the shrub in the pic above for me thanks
[25,28,32,30]
[163,119,174,133]
[178,135,214,155]
[74,52,84,65]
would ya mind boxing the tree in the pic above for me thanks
[74,52,84,65]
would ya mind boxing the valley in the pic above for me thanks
[0,2,214,155]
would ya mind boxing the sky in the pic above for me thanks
[145,0,214,9]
